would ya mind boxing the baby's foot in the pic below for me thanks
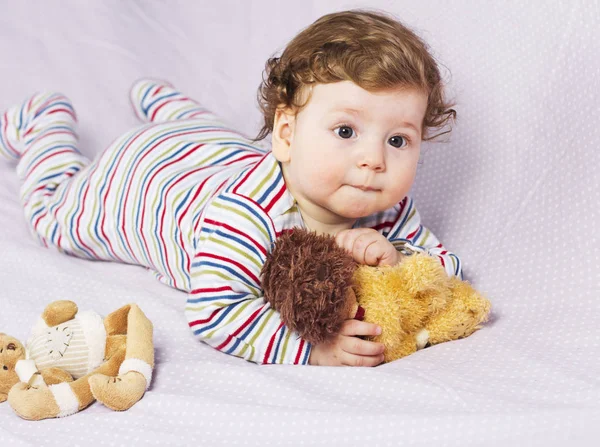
[89,371,148,411]
[0,104,24,160]
[0,92,74,161]
[129,78,176,122]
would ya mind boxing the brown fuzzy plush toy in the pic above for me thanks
[0,300,153,420]
[262,229,491,362]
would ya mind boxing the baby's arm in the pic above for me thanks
[186,192,311,364]
[386,197,462,278]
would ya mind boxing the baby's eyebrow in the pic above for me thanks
[329,107,362,116]
[399,121,420,134]
[328,107,421,134]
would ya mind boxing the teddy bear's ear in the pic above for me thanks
[397,252,449,296]
[261,228,356,345]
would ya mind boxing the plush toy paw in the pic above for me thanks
[415,328,430,350]
[426,278,492,344]
[89,371,147,411]
[7,382,61,421]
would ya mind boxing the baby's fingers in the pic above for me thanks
[339,319,382,337]
[335,228,374,254]
[342,352,385,367]
[340,335,385,357]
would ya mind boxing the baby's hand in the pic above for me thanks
[335,228,402,266]
[308,319,385,367]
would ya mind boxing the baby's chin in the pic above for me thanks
[330,191,397,218]
[330,201,386,220]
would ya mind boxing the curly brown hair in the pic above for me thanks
[255,9,455,142]
[261,228,356,345]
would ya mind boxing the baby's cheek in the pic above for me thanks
[310,161,342,186]
[312,170,339,191]
[392,175,415,200]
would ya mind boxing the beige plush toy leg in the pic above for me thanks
[40,367,74,385]
[7,346,125,420]
[89,304,154,411]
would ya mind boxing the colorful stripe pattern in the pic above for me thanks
[0,80,462,365]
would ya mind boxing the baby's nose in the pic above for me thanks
[357,143,386,171]
[358,154,385,171]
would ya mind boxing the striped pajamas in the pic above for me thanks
[0,80,462,364]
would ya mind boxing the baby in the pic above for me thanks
[0,10,461,367]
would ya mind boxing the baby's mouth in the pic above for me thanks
[351,184,378,192]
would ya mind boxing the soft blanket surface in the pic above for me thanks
[1,1,598,446]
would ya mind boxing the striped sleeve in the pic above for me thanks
[385,197,463,279]
[185,191,312,365]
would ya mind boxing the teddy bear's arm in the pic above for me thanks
[42,300,78,327]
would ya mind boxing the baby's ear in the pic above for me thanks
[271,107,295,163]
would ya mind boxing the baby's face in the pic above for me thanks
[273,81,428,227]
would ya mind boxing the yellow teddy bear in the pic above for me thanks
[352,251,491,362]
[261,228,491,362]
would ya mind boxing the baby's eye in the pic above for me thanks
[388,135,407,148]
[334,126,355,139]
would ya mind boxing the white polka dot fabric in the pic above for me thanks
[1,1,598,446]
